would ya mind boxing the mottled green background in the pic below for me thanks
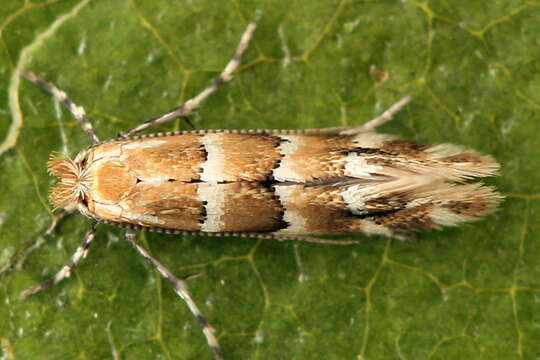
[1,0,539,359]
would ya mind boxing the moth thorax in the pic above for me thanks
[48,155,91,209]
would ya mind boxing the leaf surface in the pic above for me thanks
[1,0,539,359]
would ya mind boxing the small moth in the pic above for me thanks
[20,23,501,360]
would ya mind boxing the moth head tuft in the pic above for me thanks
[48,154,91,209]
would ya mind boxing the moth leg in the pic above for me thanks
[260,96,413,136]
[20,221,98,299]
[183,116,196,130]
[208,96,410,137]
[123,229,223,360]
[338,96,412,135]
[41,210,69,237]
[19,69,100,144]
[12,211,70,273]
[121,23,257,138]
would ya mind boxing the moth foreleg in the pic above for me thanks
[19,69,100,144]
[121,23,257,138]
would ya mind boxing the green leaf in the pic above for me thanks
[1,0,539,359]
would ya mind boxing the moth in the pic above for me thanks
[19,23,501,360]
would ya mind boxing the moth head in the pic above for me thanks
[48,153,91,210]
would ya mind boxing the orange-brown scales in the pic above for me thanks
[49,132,502,240]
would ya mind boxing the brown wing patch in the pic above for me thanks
[120,135,205,182]
[215,182,284,232]
[381,139,431,157]
[120,182,204,230]
[275,135,357,182]
[371,204,433,231]
[221,134,282,181]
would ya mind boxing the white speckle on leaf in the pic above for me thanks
[0,246,14,268]
[24,96,38,115]
[40,267,51,277]
[55,294,65,307]
[52,99,69,154]
[146,274,156,286]
[340,104,347,125]
[436,64,449,77]
[53,95,62,120]
[278,25,291,68]
[489,67,499,77]
[429,29,436,41]
[340,57,351,67]
[56,236,64,250]
[77,35,87,55]
[296,330,306,344]
[463,113,475,128]
[104,74,113,90]
[501,117,517,135]
[441,289,448,302]
[253,330,264,344]
[105,321,119,360]
[343,18,361,32]
[336,34,343,49]
[395,333,405,360]
[255,8,262,21]
[106,231,119,247]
